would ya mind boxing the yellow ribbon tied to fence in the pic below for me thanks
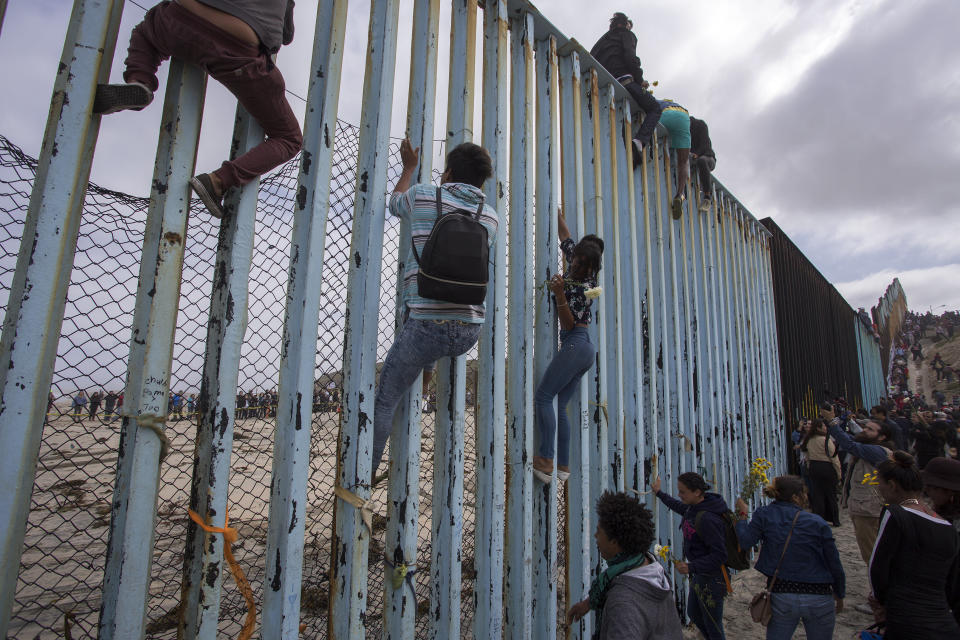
[334,485,374,536]
[188,508,256,640]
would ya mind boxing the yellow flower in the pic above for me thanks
[585,286,603,299]
[655,544,670,560]
[861,471,879,486]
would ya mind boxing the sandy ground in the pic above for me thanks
[907,332,960,405]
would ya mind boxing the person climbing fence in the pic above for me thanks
[532,208,603,485]
[93,0,303,220]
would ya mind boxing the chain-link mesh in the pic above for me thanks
[0,124,490,638]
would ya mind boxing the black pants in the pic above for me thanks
[808,461,839,525]
[694,155,716,197]
[622,81,662,145]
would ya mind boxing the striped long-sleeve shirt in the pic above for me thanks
[389,182,499,323]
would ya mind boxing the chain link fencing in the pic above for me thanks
[0,124,499,638]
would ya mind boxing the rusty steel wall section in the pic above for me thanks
[760,217,886,441]
[4,0,792,637]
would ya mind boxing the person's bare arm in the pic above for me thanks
[394,139,420,194]
[549,274,576,331]
[558,207,571,242]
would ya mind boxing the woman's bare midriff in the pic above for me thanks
[176,0,260,47]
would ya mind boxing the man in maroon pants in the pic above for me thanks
[94,0,303,219]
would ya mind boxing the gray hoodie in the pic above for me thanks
[597,555,683,640]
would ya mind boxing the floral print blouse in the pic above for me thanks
[557,237,598,325]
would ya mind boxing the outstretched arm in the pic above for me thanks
[558,207,571,242]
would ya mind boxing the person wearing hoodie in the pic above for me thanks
[566,491,683,639]
[735,475,845,640]
[652,472,729,640]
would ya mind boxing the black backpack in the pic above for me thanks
[412,187,489,305]
[695,510,751,571]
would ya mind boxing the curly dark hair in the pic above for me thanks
[444,142,493,188]
[596,490,655,555]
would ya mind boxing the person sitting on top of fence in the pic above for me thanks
[566,490,683,639]
[657,98,692,220]
[532,208,603,485]
[689,116,716,212]
[590,12,662,159]
[370,138,498,481]
[92,0,303,220]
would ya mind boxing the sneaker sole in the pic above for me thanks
[189,176,224,219]
[93,84,152,115]
[533,468,553,484]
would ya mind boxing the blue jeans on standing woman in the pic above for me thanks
[534,327,595,467]
[688,573,726,640]
[766,593,835,640]
[372,317,481,473]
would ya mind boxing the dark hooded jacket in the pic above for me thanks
[589,27,644,83]
[655,490,729,574]
[597,555,683,640]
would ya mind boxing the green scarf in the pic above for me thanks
[588,551,646,613]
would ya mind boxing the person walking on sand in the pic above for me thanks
[93,0,303,220]
[734,475,845,640]
[652,472,729,640]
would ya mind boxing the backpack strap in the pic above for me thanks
[411,187,444,266]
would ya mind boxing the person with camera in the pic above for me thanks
[820,406,894,568]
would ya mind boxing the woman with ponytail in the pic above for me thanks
[734,476,844,640]
[869,451,960,637]
[532,209,603,484]
[652,472,730,640]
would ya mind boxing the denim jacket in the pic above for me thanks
[735,501,845,598]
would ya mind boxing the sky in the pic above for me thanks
[2,0,959,315]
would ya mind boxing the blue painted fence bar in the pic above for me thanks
[4,0,841,637]
[0,1,123,635]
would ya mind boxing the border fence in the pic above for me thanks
[761,218,886,430]
[1,0,793,638]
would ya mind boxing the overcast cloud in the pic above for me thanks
[2,0,958,313]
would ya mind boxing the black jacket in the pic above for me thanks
[590,27,643,83]
[690,117,716,160]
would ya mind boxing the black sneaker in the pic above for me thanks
[672,194,685,220]
[631,139,644,168]
[92,82,153,115]
[189,174,225,219]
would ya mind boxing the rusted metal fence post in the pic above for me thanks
[474,0,509,636]
[384,0,439,636]
[98,58,206,640]
[532,33,560,640]
[0,1,123,635]
[180,105,263,640]
[262,1,347,636]
[330,0,400,635]
[504,10,535,638]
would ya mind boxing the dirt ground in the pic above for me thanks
[908,331,960,405]
[681,511,876,639]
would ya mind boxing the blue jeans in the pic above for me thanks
[372,317,481,473]
[766,593,835,640]
[688,573,726,640]
[534,327,595,467]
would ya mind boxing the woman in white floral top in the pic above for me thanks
[533,209,604,484]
